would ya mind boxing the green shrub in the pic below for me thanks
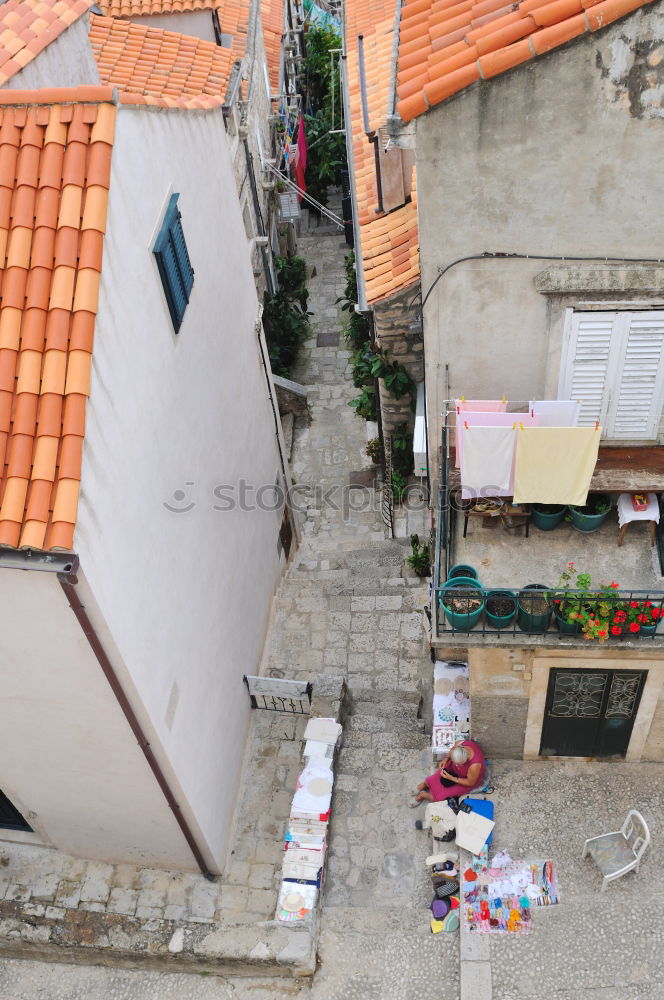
[302,26,346,207]
[263,255,310,376]
[407,534,430,576]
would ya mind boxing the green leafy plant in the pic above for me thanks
[263,255,311,376]
[369,347,416,401]
[407,533,430,576]
[350,344,374,388]
[392,422,414,476]
[339,253,370,351]
[302,25,346,207]
[348,385,377,421]
[365,437,382,464]
[392,469,408,504]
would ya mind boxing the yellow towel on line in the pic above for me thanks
[513,427,601,506]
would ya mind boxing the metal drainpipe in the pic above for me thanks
[340,38,368,310]
[243,139,275,296]
[58,569,215,881]
[357,35,384,215]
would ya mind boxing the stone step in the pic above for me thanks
[348,713,425,735]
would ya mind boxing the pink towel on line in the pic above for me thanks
[454,400,507,467]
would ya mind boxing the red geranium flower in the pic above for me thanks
[609,581,619,589]
[638,614,649,624]
[629,622,640,633]
[610,626,622,636]
[629,601,640,609]
[598,629,608,639]
[614,610,627,622]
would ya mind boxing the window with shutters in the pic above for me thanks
[153,194,194,333]
[559,310,664,439]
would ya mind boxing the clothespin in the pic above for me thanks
[520,422,524,430]
[464,421,469,430]
[456,405,460,414]
[512,422,516,430]
[501,395,506,403]
[461,395,465,402]
[531,408,534,418]
[595,421,599,430]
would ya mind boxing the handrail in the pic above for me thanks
[434,585,664,640]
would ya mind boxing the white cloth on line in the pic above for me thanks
[617,492,660,528]
[461,425,516,492]
[529,400,580,427]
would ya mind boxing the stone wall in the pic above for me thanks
[462,644,664,762]
[373,282,423,438]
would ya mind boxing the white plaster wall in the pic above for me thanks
[4,17,100,90]
[75,105,286,873]
[0,570,188,866]
[128,10,216,43]
[417,9,664,479]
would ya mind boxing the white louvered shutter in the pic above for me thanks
[608,312,664,439]
[561,313,616,428]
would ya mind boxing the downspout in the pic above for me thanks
[57,568,215,880]
[340,16,368,311]
[243,138,275,296]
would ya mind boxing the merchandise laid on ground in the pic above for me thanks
[275,716,342,925]
[423,661,560,937]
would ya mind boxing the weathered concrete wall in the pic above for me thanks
[129,10,216,42]
[76,104,287,873]
[466,644,664,762]
[417,8,664,480]
[373,282,423,437]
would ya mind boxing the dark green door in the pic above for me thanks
[540,668,646,759]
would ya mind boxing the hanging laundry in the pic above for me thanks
[461,426,516,493]
[513,427,601,505]
[454,400,507,467]
[529,400,580,427]
[456,411,538,474]
[293,115,308,201]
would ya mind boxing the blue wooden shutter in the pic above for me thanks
[153,194,194,332]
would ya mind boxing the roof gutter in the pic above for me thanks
[357,35,384,215]
[50,564,215,880]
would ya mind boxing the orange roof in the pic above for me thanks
[346,0,420,304]
[95,0,249,65]
[0,87,116,551]
[261,0,283,92]
[98,0,215,16]
[0,0,94,87]
[397,0,655,122]
[89,15,235,109]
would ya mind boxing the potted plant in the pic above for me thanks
[568,494,611,533]
[485,590,517,629]
[531,503,566,531]
[634,602,664,636]
[407,534,430,577]
[365,437,382,465]
[439,580,485,631]
[517,584,553,633]
[552,562,592,635]
[447,564,479,582]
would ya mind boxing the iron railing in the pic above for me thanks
[434,586,664,641]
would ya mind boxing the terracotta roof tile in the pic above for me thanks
[396,0,655,120]
[261,0,283,92]
[0,1,95,87]
[346,0,421,304]
[89,14,236,107]
[0,88,116,551]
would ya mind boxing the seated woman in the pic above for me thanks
[411,739,485,806]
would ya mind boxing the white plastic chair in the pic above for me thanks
[582,809,650,892]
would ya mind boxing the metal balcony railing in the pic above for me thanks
[434,585,664,641]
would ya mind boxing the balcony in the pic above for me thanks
[433,432,664,645]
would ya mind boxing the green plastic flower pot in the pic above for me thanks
[439,580,485,631]
[568,494,611,533]
[531,504,566,531]
[553,608,582,635]
[447,564,479,582]
[639,624,657,637]
[485,590,517,630]
[517,584,553,633]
